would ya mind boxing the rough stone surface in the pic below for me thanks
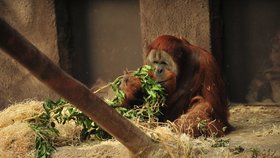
[140,0,210,51]
[0,0,59,109]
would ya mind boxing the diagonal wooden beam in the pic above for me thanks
[0,19,160,157]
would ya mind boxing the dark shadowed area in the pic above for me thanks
[222,0,280,103]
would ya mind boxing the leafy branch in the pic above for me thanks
[28,65,166,158]
[107,65,166,122]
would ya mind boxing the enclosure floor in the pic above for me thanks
[1,102,279,158]
[53,105,280,158]
[226,105,280,153]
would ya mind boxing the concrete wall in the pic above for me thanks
[67,0,142,86]
[0,0,59,109]
[140,0,210,52]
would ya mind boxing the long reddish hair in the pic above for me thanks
[144,35,229,123]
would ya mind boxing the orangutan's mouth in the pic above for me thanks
[157,77,173,84]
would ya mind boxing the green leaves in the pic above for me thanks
[229,145,245,155]
[35,136,56,158]
[109,65,166,122]
[211,138,230,148]
[197,120,208,135]
[28,99,62,158]
[28,65,166,157]
[28,98,111,158]
[133,66,166,116]
[133,65,165,104]
[108,77,125,107]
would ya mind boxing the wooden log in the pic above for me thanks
[0,19,161,157]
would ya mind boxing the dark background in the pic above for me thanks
[222,0,280,102]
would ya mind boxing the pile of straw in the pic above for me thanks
[0,100,279,158]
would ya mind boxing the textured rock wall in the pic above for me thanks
[140,0,210,51]
[0,0,59,109]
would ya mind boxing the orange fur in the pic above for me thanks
[119,73,142,108]
[120,35,231,137]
